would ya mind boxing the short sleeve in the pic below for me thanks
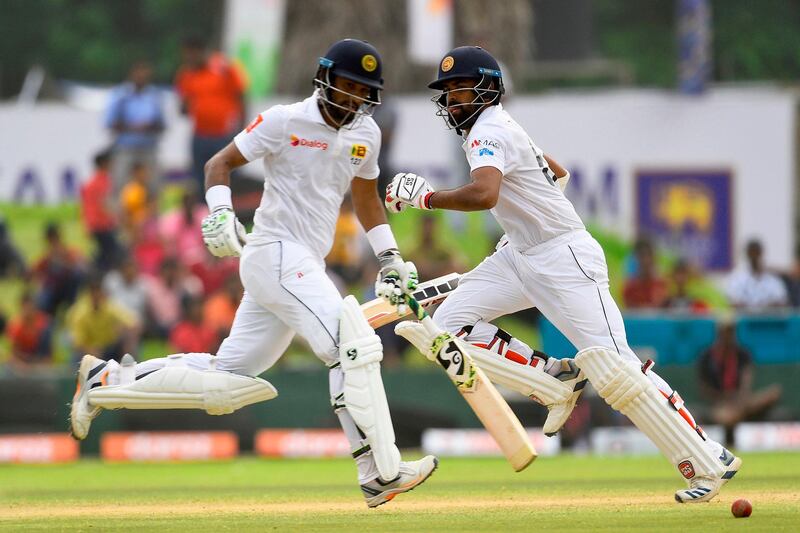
[233,106,287,162]
[466,124,507,174]
[355,129,382,180]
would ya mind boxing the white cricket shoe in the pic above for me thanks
[360,455,438,508]
[69,354,109,440]
[541,359,587,437]
[674,448,742,503]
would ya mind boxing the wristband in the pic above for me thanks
[366,224,399,256]
[205,185,233,211]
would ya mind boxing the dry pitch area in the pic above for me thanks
[1,452,797,531]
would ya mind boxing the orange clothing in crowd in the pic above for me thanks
[6,311,50,359]
[623,277,669,309]
[203,292,238,334]
[80,169,116,231]
[169,320,218,353]
[121,181,150,226]
[175,53,247,136]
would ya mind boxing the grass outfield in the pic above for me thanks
[1,452,797,531]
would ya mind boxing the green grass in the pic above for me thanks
[0,452,797,531]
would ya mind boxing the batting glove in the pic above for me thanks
[201,207,248,258]
[385,172,435,213]
[375,249,418,314]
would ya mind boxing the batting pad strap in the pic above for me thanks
[205,185,233,211]
[366,224,398,256]
[466,344,572,405]
[339,295,400,481]
[575,346,724,480]
[88,367,277,415]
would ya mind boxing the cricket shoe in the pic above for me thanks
[361,455,438,508]
[69,354,111,440]
[542,359,587,437]
[674,448,742,503]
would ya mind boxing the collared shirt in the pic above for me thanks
[234,92,381,259]
[462,104,584,251]
[105,83,164,148]
[726,268,788,309]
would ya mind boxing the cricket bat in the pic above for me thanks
[362,272,461,328]
[361,281,537,472]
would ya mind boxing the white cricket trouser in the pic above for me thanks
[436,229,680,396]
[133,240,380,483]
[435,229,722,454]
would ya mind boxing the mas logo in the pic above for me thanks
[290,134,328,150]
[361,54,377,72]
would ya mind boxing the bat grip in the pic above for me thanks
[404,294,443,336]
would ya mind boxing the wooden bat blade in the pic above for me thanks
[461,366,537,471]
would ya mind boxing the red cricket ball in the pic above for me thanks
[731,498,752,518]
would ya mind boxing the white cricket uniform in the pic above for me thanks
[133,93,383,482]
[435,104,639,366]
[435,104,731,484]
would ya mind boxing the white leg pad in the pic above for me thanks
[340,295,400,481]
[88,366,277,415]
[466,344,572,405]
[575,346,724,481]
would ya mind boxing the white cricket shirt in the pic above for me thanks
[463,104,584,251]
[234,92,381,259]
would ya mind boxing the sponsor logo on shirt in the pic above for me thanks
[470,138,500,151]
[478,147,495,157]
[290,134,328,150]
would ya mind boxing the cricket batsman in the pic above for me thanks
[386,45,740,503]
[70,39,437,508]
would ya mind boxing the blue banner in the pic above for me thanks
[636,170,733,271]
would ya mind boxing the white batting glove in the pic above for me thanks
[201,207,248,257]
[385,172,435,213]
[375,249,418,314]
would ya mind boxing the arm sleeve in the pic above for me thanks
[466,124,507,174]
[233,106,287,162]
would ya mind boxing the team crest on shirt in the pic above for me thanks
[350,144,367,165]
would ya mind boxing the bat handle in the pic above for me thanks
[404,294,443,336]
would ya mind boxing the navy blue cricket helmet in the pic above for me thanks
[428,46,504,132]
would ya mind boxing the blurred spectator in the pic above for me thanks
[105,60,164,196]
[175,36,247,194]
[67,274,139,362]
[158,188,209,268]
[5,290,53,368]
[80,148,120,271]
[120,162,156,236]
[103,255,148,324]
[170,296,220,354]
[144,258,203,336]
[698,317,782,446]
[326,194,368,287]
[0,216,26,278]
[663,258,709,313]
[779,244,800,308]
[726,239,788,310]
[407,213,467,281]
[622,238,668,308]
[33,222,84,315]
[203,274,242,340]
[131,219,166,277]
